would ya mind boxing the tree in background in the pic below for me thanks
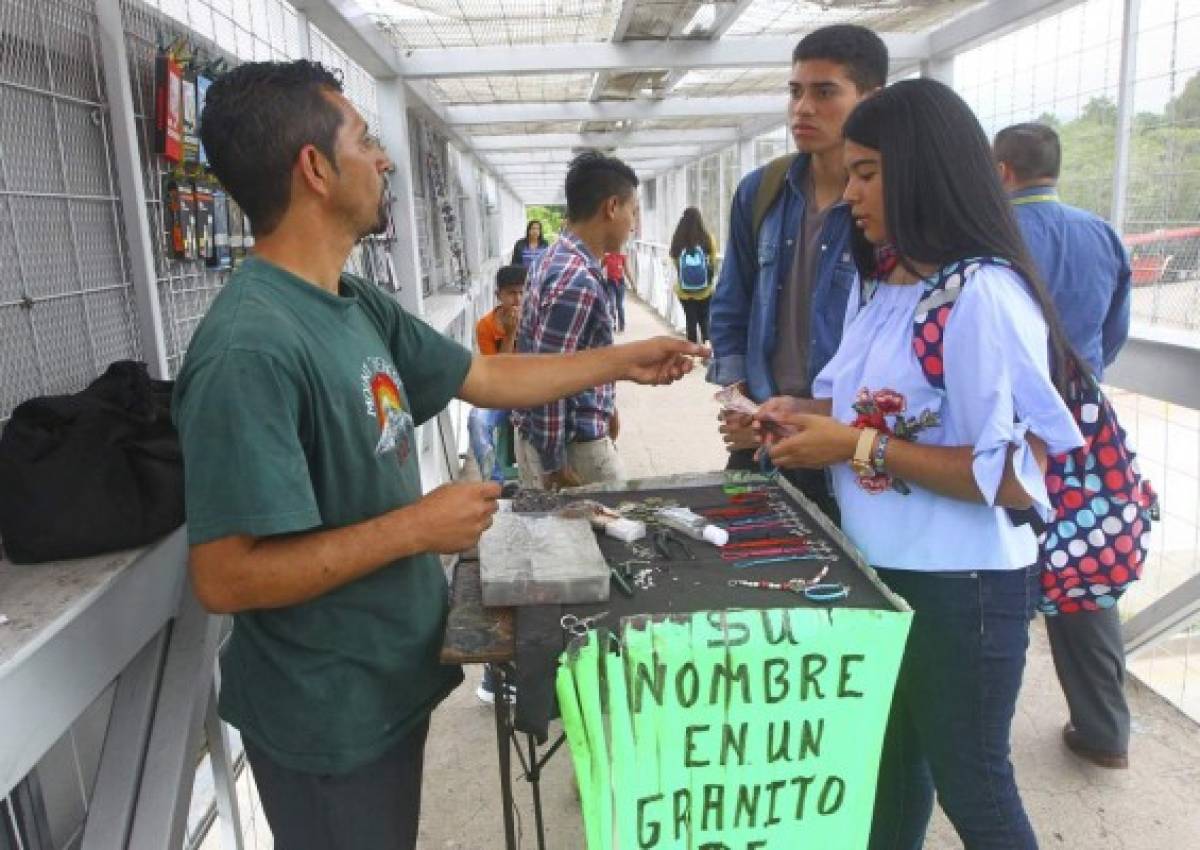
[523,205,566,241]
[1053,73,1200,234]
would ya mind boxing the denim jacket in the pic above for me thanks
[706,154,856,402]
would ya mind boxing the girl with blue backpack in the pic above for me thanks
[669,207,716,343]
[754,79,1092,850]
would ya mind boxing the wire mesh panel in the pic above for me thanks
[120,0,304,375]
[956,1,1124,218]
[1124,0,1200,331]
[135,0,300,63]
[698,152,721,255]
[0,0,142,422]
[725,0,982,38]
[308,23,379,132]
[952,0,1200,333]
[122,0,230,376]
[368,0,618,50]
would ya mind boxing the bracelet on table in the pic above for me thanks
[872,433,890,474]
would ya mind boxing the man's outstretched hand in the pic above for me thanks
[619,337,709,385]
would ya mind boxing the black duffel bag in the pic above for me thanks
[0,361,184,563]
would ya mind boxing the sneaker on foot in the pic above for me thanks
[475,680,515,706]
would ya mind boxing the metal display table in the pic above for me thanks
[440,472,908,850]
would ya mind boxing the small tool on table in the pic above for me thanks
[561,611,609,638]
[652,528,695,562]
[609,566,634,598]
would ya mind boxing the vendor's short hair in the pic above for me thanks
[495,265,527,291]
[564,151,638,222]
[994,123,1062,182]
[793,24,889,92]
[200,60,344,237]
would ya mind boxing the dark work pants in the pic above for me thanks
[725,447,840,525]
[680,297,710,343]
[870,568,1039,850]
[1046,603,1131,754]
[244,717,431,850]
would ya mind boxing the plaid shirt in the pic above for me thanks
[511,231,616,471]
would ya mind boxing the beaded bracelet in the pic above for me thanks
[872,433,890,475]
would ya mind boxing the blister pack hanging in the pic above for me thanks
[154,49,183,163]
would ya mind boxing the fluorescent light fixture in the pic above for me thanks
[681,3,716,36]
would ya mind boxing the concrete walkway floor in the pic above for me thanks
[209,292,1200,848]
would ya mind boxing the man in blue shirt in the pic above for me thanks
[708,25,888,518]
[996,122,1133,769]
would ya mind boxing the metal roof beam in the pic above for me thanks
[483,145,703,163]
[446,95,779,125]
[660,0,756,96]
[291,1,525,199]
[397,34,929,79]
[926,0,1086,58]
[588,0,645,100]
[470,128,740,150]
[292,0,398,78]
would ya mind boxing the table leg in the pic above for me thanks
[527,733,547,850]
[491,663,518,850]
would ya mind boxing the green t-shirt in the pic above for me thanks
[173,257,473,774]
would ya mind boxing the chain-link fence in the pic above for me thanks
[957,0,1200,334]
[1124,0,1200,331]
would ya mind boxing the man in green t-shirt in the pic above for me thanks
[182,61,704,849]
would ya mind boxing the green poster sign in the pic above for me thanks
[556,607,912,850]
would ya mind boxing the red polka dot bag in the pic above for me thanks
[909,257,1159,615]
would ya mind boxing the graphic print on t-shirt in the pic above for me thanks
[361,357,413,461]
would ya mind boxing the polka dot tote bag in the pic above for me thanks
[910,257,1159,615]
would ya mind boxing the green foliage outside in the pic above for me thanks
[1048,72,1200,234]
[522,204,567,242]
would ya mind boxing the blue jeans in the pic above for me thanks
[870,567,1039,850]
[613,282,626,330]
[467,407,510,482]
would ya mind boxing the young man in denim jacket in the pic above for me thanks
[708,24,888,518]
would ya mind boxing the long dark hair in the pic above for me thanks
[842,78,1084,391]
[669,207,714,260]
[524,220,548,247]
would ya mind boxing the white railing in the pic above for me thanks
[631,240,686,333]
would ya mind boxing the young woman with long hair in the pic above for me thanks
[755,78,1084,850]
[511,219,549,267]
[669,206,716,343]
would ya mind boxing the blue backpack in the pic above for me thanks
[679,246,709,291]
[903,257,1158,615]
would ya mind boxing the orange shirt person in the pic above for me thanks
[476,265,526,355]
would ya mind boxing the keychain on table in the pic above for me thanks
[733,552,839,567]
[728,566,828,590]
[723,546,833,562]
[723,536,814,551]
[728,573,849,602]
